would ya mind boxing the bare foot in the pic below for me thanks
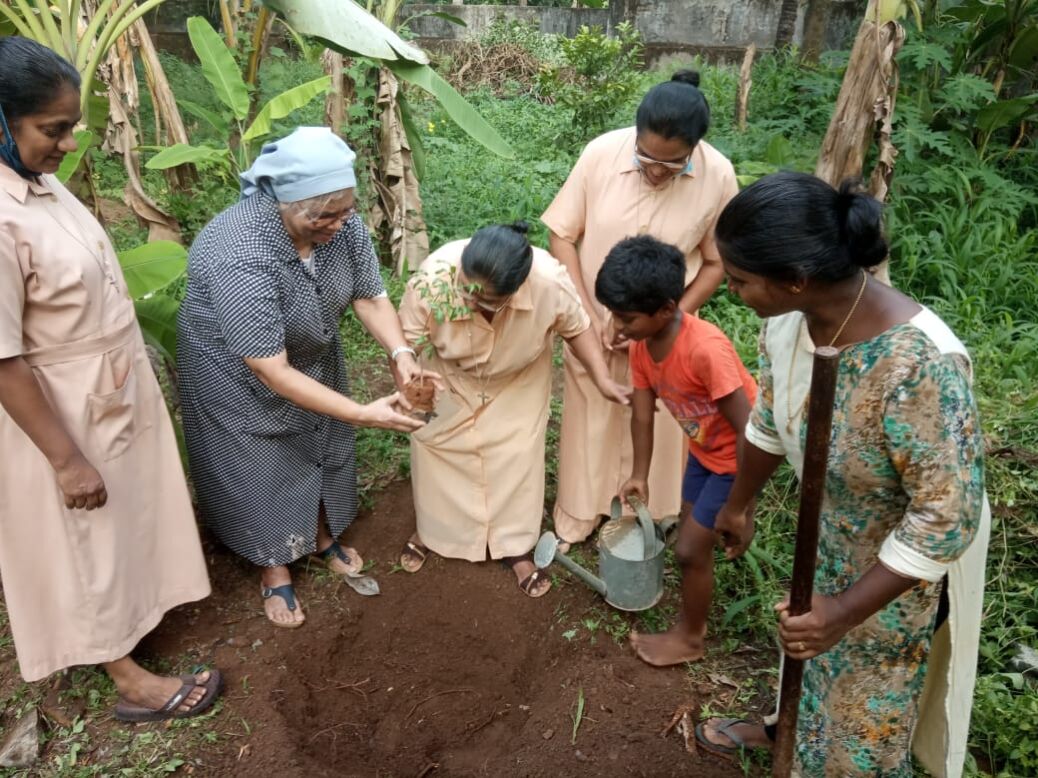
[699,718,773,752]
[509,556,551,598]
[261,566,305,628]
[630,626,705,666]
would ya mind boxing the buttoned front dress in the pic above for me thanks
[177,194,385,567]
[399,241,590,561]
[542,127,739,541]
[0,165,210,682]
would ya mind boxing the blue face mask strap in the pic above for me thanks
[0,103,36,179]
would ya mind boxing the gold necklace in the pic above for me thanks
[784,271,868,434]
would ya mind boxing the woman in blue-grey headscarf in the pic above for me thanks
[177,127,432,629]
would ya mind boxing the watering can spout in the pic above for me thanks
[534,531,608,598]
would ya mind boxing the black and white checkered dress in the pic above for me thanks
[176,193,385,567]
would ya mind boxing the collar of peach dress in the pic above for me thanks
[0,161,53,203]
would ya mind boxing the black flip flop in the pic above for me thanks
[313,541,361,574]
[114,669,223,723]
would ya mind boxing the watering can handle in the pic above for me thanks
[624,494,657,559]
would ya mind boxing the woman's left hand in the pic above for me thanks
[775,594,853,660]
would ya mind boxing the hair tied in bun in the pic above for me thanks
[507,220,530,236]
[671,70,701,88]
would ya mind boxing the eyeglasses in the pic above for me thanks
[633,148,691,171]
[307,205,357,229]
[460,284,512,313]
[458,285,511,313]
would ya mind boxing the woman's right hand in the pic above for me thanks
[55,453,108,510]
[359,392,425,432]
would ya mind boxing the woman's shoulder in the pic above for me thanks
[417,240,467,274]
[694,140,736,178]
[528,246,574,286]
[192,195,274,256]
[860,309,974,390]
[580,127,636,163]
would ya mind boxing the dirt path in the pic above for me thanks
[2,479,769,776]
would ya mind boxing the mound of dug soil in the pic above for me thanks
[138,481,754,776]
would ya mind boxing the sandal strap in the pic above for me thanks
[316,541,352,566]
[403,541,427,560]
[519,569,545,594]
[261,584,297,611]
[715,718,754,748]
[157,679,196,714]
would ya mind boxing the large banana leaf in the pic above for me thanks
[134,294,181,363]
[385,60,514,159]
[117,240,188,299]
[187,17,250,121]
[242,76,333,142]
[146,143,229,170]
[179,99,230,135]
[260,0,428,64]
[55,131,96,183]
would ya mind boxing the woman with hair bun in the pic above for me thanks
[396,223,630,597]
[543,70,739,548]
[0,36,222,720]
[697,172,989,778]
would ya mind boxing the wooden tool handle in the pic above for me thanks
[772,345,841,778]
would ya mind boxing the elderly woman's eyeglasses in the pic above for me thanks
[306,205,357,229]
[633,148,690,172]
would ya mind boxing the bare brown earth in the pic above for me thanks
[0,478,774,776]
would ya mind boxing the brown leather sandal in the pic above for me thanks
[400,539,429,573]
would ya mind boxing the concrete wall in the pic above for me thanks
[407,1,863,61]
[410,5,611,40]
[145,1,864,63]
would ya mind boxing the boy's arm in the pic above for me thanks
[620,387,657,505]
[715,386,751,435]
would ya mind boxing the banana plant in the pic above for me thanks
[0,0,169,114]
[145,17,332,176]
[116,240,188,363]
[262,0,514,160]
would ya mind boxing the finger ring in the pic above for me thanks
[796,641,806,652]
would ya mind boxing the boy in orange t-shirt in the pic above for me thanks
[596,236,758,666]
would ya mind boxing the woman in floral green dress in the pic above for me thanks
[697,172,989,777]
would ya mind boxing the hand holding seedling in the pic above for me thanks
[359,392,426,432]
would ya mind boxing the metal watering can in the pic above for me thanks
[534,496,677,612]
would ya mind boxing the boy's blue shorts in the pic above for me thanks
[681,453,735,530]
